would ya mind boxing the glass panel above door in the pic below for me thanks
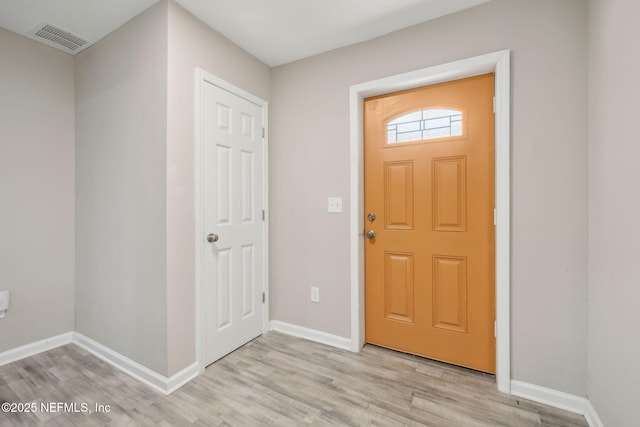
[387,108,463,144]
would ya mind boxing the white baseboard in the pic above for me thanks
[72,332,199,395]
[165,361,200,395]
[511,380,604,427]
[0,332,73,366]
[583,400,605,427]
[269,320,351,351]
[0,332,198,395]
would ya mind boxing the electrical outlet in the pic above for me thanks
[310,286,320,303]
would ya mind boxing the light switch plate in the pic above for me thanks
[328,197,342,213]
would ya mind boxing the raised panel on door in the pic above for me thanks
[241,150,255,224]
[216,102,231,132]
[384,161,414,230]
[241,244,255,319]
[216,145,232,225]
[216,248,232,330]
[432,255,468,333]
[432,156,466,232]
[384,252,415,323]
[241,113,254,139]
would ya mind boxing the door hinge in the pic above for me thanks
[262,292,266,303]
[493,96,496,114]
[493,208,497,226]
[262,209,265,221]
[494,320,497,338]
[261,127,265,138]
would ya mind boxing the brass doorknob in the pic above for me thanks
[207,233,219,243]
[366,230,376,239]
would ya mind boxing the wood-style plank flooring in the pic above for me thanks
[0,332,587,426]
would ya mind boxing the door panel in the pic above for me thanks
[241,151,255,223]
[432,255,468,333]
[203,81,264,366]
[384,252,415,323]
[241,244,256,318]
[432,156,467,232]
[216,248,232,329]
[385,161,414,230]
[364,74,495,373]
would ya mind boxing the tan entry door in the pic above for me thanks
[364,73,495,373]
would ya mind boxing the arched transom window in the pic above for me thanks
[387,108,463,144]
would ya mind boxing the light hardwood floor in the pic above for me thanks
[0,332,587,426]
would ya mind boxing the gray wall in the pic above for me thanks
[9,2,632,418]
[0,29,74,352]
[270,0,589,395]
[74,0,271,377]
[165,0,271,375]
[588,0,640,425]
[0,29,75,352]
[75,1,169,375]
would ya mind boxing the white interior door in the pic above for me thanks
[202,80,265,366]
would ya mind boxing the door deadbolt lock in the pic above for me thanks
[366,230,376,239]
[207,233,219,243]
[367,212,376,222]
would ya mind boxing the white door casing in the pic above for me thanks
[196,69,269,368]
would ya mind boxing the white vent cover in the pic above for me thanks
[28,23,90,54]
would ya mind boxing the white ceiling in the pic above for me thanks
[0,0,159,52]
[0,0,491,66]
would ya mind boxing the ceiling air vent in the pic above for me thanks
[29,23,90,54]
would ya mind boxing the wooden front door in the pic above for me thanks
[364,73,495,373]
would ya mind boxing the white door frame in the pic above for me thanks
[349,50,511,393]
[194,68,270,373]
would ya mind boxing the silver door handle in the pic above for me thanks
[207,233,219,243]
[366,230,376,239]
